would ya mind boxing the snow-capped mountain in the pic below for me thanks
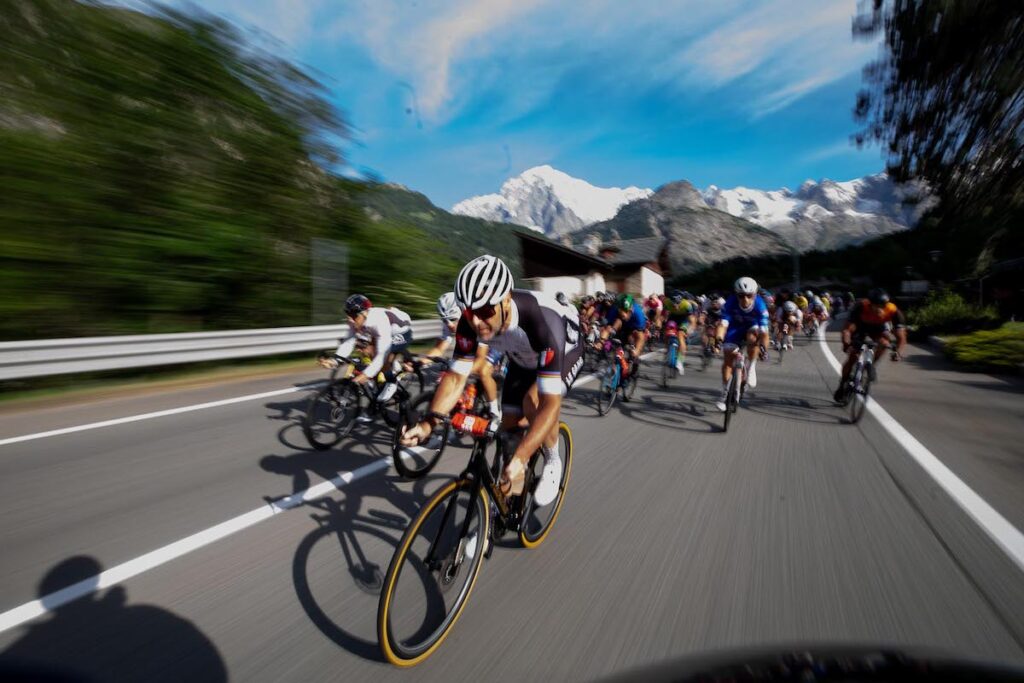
[451,165,652,236]
[702,174,936,251]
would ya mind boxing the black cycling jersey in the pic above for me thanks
[452,290,583,408]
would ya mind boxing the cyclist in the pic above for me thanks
[774,300,802,350]
[702,296,725,353]
[322,294,414,419]
[833,288,907,402]
[808,295,829,332]
[644,293,664,339]
[425,292,503,421]
[714,277,770,412]
[665,290,696,373]
[602,293,648,375]
[400,255,582,506]
[793,291,809,314]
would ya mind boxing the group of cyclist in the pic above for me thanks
[320,253,908,505]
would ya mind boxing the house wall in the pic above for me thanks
[521,271,606,298]
[623,266,664,296]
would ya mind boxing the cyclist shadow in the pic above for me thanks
[0,556,227,682]
[616,391,719,433]
[286,471,450,663]
[740,390,846,425]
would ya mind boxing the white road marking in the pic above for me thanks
[0,353,650,632]
[0,457,392,635]
[817,327,1024,573]
[0,385,316,447]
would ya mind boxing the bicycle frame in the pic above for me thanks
[423,423,523,569]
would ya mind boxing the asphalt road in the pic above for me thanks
[1,326,1022,681]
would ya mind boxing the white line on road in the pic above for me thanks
[0,385,312,447]
[0,354,648,633]
[0,457,392,635]
[817,328,1024,573]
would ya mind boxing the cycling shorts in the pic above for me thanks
[724,325,764,346]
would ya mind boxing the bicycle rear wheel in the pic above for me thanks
[303,381,362,450]
[392,390,448,479]
[519,422,573,548]
[378,479,490,667]
[849,366,871,424]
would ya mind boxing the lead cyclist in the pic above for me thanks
[400,255,582,506]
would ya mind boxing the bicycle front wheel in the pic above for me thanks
[378,479,490,667]
[382,370,425,427]
[303,381,361,450]
[723,372,738,433]
[849,367,871,424]
[596,362,618,416]
[392,390,448,479]
[519,422,573,548]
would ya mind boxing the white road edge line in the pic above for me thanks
[0,456,392,635]
[817,327,1024,573]
[0,386,314,447]
[0,350,659,633]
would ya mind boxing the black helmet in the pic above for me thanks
[345,293,372,317]
[868,288,890,306]
[555,291,568,306]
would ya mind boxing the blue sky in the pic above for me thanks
[185,0,886,208]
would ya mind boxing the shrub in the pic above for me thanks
[907,291,999,336]
[944,323,1024,372]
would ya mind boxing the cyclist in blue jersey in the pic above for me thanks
[602,293,648,355]
[713,277,770,412]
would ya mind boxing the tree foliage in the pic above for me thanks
[853,0,1024,272]
[0,1,488,339]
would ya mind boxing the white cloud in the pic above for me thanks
[675,0,878,113]
[174,0,878,122]
[800,140,868,162]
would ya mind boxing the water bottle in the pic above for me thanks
[452,412,490,437]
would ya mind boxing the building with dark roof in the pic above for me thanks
[513,231,670,298]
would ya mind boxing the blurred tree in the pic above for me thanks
[853,0,1024,274]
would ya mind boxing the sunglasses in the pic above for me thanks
[737,293,755,300]
[469,303,499,320]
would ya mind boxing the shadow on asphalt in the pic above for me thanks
[288,471,450,662]
[260,402,463,663]
[740,391,847,426]
[0,556,227,682]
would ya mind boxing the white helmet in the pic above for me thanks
[783,301,798,313]
[714,297,726,307]
[437,291,461,321]
[734,277,758,295]
[455,255,513,309]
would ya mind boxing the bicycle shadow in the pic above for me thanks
[286,472,450,662]
[616,391,719,433]
[264,394,400,453]
[740,390,847,425]
[0,556,227,682]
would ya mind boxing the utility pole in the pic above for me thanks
[792,249,800,292]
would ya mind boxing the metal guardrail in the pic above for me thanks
[0,319,440,380]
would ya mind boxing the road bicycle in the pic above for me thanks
[377,413,573,666]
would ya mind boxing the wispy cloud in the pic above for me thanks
[181,0,878,123]
[800,139,864,163]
